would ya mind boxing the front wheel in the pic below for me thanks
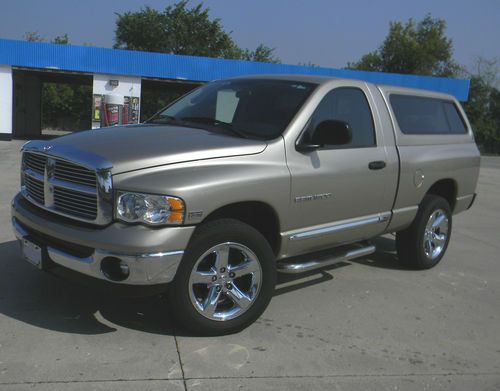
[169,219,276,335]
[396,195,452,270]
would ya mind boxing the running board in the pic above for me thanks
[276,243,376,274]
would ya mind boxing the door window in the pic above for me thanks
[305,87,376,148]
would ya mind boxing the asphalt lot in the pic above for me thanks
[0,139,499,390]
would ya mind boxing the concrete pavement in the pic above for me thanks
[0,140,499,390]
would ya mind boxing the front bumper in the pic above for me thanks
[11,193,196,285]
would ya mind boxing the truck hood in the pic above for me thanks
[38,124,267,174]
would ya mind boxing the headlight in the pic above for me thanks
[116,191,185,225]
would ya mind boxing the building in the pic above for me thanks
[0,38,470,140]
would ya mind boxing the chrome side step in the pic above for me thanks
[276,243,376,274]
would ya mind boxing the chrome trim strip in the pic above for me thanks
[289,212,391,241]
[96,169,113,222]
[138,250,185,259]
[392,205,419,214]
[12,217,28,239]
[95,249,185,259]
[456,194,474,202]
[44,157,55,208]
[48,246,93,264]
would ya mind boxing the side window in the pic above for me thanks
[306,87,376,148]
[443,102,467,134]
[390,94,468,135]
[215,89,239,123]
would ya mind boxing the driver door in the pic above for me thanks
[285,84,397,256]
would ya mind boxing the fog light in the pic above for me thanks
[101,256,130,281]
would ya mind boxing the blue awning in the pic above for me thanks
[0,38,470,101]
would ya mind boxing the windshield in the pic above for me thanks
[148,79,317,140]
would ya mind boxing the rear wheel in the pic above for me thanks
[170,219,276,335]
[396,195,452,270]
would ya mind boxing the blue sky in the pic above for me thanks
[1,0,498,73]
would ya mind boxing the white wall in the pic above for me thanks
[0,65,13,138]
[93,74,141,98]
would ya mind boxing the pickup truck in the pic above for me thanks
[11,75,480,335]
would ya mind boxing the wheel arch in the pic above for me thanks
[425,178,457,212]
[201,201,281,256]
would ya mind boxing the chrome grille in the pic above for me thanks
[54,187,97,220]
[54,160,97,187]
[24,175,45,204]
[24,153,46,175]
[21,149,112,224]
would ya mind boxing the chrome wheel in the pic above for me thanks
[188,242,262,321]
[423,209,449,260]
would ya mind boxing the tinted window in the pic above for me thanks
[390,94,467,135]
[443,102,468,134]
[305,88,376,148]
[151,79,316,140]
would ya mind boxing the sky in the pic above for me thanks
[0,0,499,74]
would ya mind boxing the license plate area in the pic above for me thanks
[21,237,44,270]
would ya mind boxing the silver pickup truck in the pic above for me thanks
[11,75,480,335]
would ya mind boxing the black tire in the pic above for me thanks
[169,218,276,336]
[396,195,452,270]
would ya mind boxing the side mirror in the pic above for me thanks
[297,120,352,151]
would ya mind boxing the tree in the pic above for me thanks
[114,1,279,63]
[242,44,280,64]
[23,31,44,42]
[348,15,460,77]
[53,34,69,45]
[463,58,500,153]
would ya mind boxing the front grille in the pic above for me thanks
[21,151,109,224]
[25,175,45,204]
[54,160,97,187]
[24,153,46,175]
[54,187,97,220]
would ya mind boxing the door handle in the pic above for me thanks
[368,161,386,170]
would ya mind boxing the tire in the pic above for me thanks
[396,195,452,270]
[169,218,276,336]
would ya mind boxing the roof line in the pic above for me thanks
[0,38,470,100]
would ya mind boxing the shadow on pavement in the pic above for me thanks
[350,236,410,270]
[0,236,409,336]
[0,240,175,336]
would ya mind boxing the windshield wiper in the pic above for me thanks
[146,114,177,124]
[180,116,248,139]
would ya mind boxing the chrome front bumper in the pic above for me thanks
[12,217,184,285]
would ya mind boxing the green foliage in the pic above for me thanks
[463,72,500,153]
[114,1,279,63]
[21,33,92,131]
[41,83,92,131]
[348,15,460,77]
[242,44,281,64]
[53,34,69,45]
